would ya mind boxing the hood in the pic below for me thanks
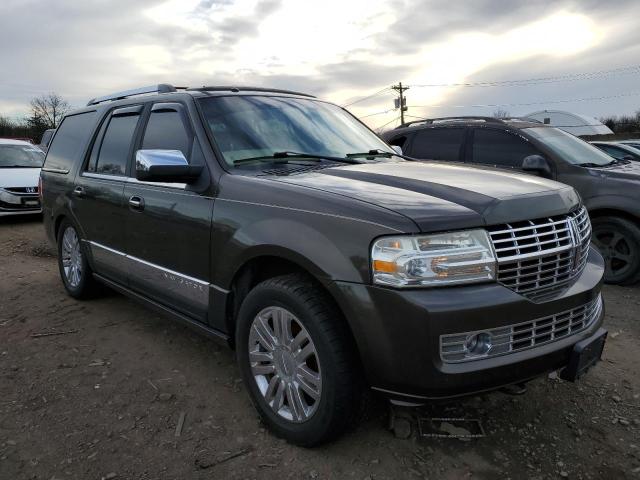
[0,167,41,189]
[273,161,580,231]
[593,160,640,180]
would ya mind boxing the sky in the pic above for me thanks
[1,0,640,131]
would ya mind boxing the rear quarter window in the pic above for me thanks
[44,111,98,173]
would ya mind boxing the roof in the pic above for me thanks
[524,110,613,136]
[0,138,35,146]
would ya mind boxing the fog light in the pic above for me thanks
[464,332,493,356]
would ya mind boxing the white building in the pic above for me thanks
[524,110,613,136]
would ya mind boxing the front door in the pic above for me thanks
[123,102,214,321]
[73,105,143,284]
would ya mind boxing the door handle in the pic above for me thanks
[73,186,85,198]
[129,195,145,211]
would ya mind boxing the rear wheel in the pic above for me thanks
[591,216,640,285]
[236,274,361,446]
[57,219,98,298]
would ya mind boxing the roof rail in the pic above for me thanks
[188,86,315,98]
[398,116,507,128]
[87,84,178,106]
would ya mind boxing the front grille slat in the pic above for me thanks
[440,295,603,363]
[488,207,591,302]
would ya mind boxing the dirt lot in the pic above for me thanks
[1,216,639,480]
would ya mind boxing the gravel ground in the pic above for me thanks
[1,216,639,480]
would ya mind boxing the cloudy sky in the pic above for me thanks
[2,0,640,130]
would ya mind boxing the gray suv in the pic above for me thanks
[383,117,640,285]
[41,87,605,446]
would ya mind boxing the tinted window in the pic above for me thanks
[44,111,97,173]
[472,128,538,166]
[95,114,139,176]
[142,110,190,159]
[409,128,464,161]
[595,144,625,159]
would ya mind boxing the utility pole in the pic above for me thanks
[391,82,409,125]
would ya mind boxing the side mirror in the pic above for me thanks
[135,150,203,183]
[623,155,635,161]
[391,145,403,155]
[522,155,552,177]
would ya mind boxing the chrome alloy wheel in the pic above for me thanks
[61,227,82,288]
[248,306,322,423]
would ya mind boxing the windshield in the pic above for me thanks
[198,95,393,166]
[0,144,45,168]
[524,127,615,167]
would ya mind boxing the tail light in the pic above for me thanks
[38,176,43,202]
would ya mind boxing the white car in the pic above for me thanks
[0,139,45,216]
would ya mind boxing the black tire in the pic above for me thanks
[236,273,362,447]
[56,218,98,298]
[591,216,640,285]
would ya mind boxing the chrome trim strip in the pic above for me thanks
[87,241,209,310]
[210,283,230,294]
[82,172,129,181]
[41,167,69,174]
[126,177,187,190]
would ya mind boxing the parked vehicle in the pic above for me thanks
[524,110,613,136]
[591,141,640,161]
[38,129,56,153]
[619,139,640,150]
[42,87,605,446]
[383,117,640,285]
[0,139,44,216]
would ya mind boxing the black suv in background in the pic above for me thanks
[42,87,605,446]
[383,117,640,285]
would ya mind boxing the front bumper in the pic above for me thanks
[0,193,42,217]
[331,247,605,402]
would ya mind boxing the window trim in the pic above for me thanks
[469,126,542,169]
[138,102,195,164]
[81,106,143,178]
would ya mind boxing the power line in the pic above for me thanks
[406,90,640,110]
[408,64,640,88]
[359,108,396,119]
[373,115,401,132]
[342,87,393,107]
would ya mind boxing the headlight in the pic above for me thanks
[371,229,496,287]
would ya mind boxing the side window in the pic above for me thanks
[90,113,140,176]
[142,110,191,160]
[44,111,98,173]
[386,135,408,149]
[472,129,539,167]
[596,145,624,160]
[409,128,465,161]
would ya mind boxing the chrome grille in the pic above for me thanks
[488,207,591,301]
[440,294,602,363]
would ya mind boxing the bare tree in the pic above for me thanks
[29,93,70,129]
[492,108,510,119]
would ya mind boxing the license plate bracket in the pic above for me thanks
[560,328,607,382]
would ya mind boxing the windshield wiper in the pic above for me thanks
[577,162,612,168]
[233,151,361,166]
[346,149,393,158]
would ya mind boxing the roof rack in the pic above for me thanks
[87,84,179,106]
[397,116,540,129]
[189,86,315,98]
[398,116,506,128]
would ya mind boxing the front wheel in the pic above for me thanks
[591,216,640,285]
[236,274,361,446]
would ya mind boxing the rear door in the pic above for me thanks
[469,127,547,174]
[405,127,466,161]
[73,105,142,284]
[123,102,213,321]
